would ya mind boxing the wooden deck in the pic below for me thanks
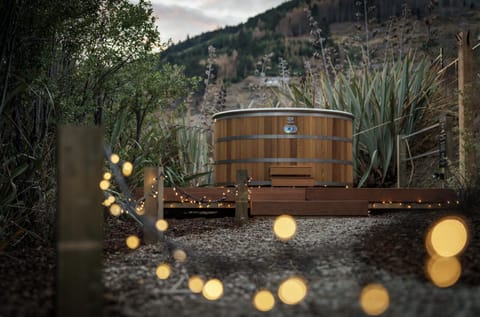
[155,187,459,217]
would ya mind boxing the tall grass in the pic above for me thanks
[287,52,441,186]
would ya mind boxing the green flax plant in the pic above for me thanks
[286,52,441,187]
[175,120,213,187]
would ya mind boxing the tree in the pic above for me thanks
[0,0,196,247]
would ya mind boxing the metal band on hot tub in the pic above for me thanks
[216,134,352,143]
[215,158,353,165]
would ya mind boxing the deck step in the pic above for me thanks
[269,166,312,176]
[250,200,369,216]
[271,177,315,187]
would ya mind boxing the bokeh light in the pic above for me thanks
[109,203,122,216]
[102,195,116,207]
[273,215,297,241]
[155,219,169,232]
[122,161,133,177]
[156,263,172,280]
[188,275,205,293]
[103,172,112,180]
[426,256,462,288]
[173,249,187,262]
[202,278,224,300]
[135,205,145,215]
[253,289,275,312]
[426,216,468,257]
[126,235,140,249]
[99,179,110,190]
[110,153,120,164]
[360,283,390,316]
[278,276,307,305]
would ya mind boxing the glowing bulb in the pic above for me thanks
[156,263,171,280]
[103,172,112,180]
[122,161,133,177]
[253,290,275,312]
[188,275,204,293]
[126,235,140,249]
[135,205,145,215]
[173,249,187,262]
[426,256,461,288]
[109,203,122,216]
[155,219,168,232]
[202,279,224,300]
[110,153,120,164]
[99,180,110,190]
[427,216,468,257]
[273,215,297,241]
[278,277,307,305]
[360,283,389,316]
[106,195,115,205]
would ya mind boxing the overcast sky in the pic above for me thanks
[149,0,288,43]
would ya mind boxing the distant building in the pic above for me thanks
[263,76,290,87]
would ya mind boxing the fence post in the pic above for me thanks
[143,166,164,244]
[396,135,407,188]
[57,126,103,317]
[457,30,475,182]
[235,169,249,221]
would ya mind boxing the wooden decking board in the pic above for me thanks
[250,200,369,216]
[134,187,458,215]
[249,188,306,200]
[305,188,458,203]
[163,188,236,203]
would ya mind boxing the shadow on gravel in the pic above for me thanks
[353,209,480,286]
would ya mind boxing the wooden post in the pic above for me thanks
[396,135,407,188]
[235,169,249,221]
[457,31,475,182]
[439,116,454,188]
[143,167,163,244]
[157,166,164,220]
[57,126,103,317]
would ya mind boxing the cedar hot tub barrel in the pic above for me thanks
[213,108,354,186]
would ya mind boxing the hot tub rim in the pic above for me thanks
[212,107,354,121]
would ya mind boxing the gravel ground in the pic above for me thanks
[102,209,480,317]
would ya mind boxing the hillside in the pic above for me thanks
[161,0,479,85]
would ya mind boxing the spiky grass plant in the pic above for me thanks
[285,51,441,187]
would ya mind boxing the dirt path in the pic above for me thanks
[102,209,480,317]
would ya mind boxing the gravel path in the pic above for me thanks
[103,209,480,317]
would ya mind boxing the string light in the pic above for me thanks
[110,153,120,164]
[156,263,172,280]
[103,172,112,180]
[426,256,462,288]
[155,219,168,232]
[273,215,297,241]
[360,283,389,316]
[99,179,110,190]
[126,235,140,249]
[122,161,133,177]
[188,275,205,293]
[173,249,187,262]
[253,290,275,312]
[426,216,468,257]
[109,204,122,216]
[202,279,224,301]
[278,276,307,305]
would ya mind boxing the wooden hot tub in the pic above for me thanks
[213,108,354,186]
